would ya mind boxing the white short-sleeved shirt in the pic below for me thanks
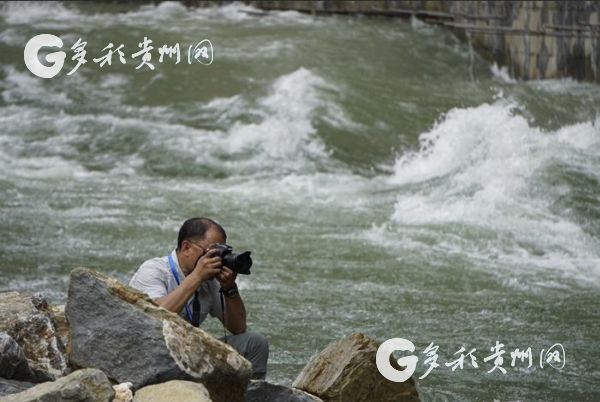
[129,249,223,326]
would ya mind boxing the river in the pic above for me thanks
[0,2,598,400]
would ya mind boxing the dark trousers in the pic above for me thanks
[219,331,269,380]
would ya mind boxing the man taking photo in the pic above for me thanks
[129,217,269,380]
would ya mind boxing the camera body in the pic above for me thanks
[212,243,252,275]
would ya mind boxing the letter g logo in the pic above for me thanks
[24,34,66,78]
[376,338,418,382]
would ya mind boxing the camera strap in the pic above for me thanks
[168,254,194,325]
[220,290,227,344]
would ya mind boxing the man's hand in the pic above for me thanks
[216,266,237,290]
[191,249,222,283]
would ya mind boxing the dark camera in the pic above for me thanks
[212,243,252,275]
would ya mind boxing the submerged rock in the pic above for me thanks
[2,368,113,402]
[293,333,420,402]
[66,267,251,402]
[0,292,68,381]
[133,380,212,402]
[246,380,323,402]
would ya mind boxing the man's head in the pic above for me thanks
[176,217,227,274]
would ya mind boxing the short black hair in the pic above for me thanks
[177,217,227,250]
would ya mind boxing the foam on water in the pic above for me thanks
[0,1,189,29]
[151,67,344,175]
[225,68,331,162]
[0,1,318,31]
[380,100,600,281]
[174,171,379,213]
[0,67,348,179]
[1,66,72,107]
[526,77,600,100]
[0,28,25,47]
[490,62,517,84]
[217,40,297,61]
[0,143,91,181]
[0,1,78,26]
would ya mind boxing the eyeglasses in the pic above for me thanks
[188,241,208,256]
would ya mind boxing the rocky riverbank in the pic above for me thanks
[0,268,419,402]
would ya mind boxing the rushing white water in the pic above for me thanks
[373,100,600,283]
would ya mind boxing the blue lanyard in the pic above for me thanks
[167,254,194,324]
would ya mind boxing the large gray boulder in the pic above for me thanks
[246,380,323,402]
[293,333,420,402]
[0,292,68,381]
[2,368,113,402]
[66,267,252,402]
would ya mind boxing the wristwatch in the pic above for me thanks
[220,284,239,298]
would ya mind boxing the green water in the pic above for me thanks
[0,2,599,400]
